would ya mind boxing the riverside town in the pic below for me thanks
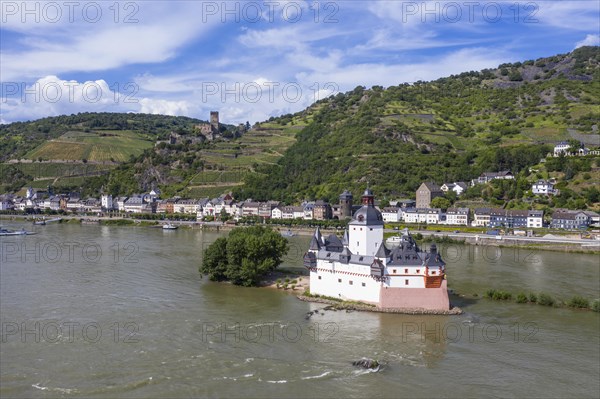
[1,3,599,399]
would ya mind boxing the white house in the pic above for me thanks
[381,206,401,222]
[101,194,114,210]
[304,188,449,311]
[441,182,468,196]
[123,196,145,213]
[115,197,128,212]
[527,210,544,228]
[175,199,199,214]
[553,142,571,157]
[445,208,469,225]
[271,206,283,219]
[531,180,557,195]
[425,208,441,224]
[472,208,491,227]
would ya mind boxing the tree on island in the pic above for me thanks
[200,226,289,286]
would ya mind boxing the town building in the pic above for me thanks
[445,208,470,226]
[101,194,114,210]
[488,209,543,229]
[381,206,401,223]
[416,182,443,208]
[303,188,449,311]
[312,200,332,220]
[551,211,591,229]
[553,142,571,157]
[440,182,468,196]
[473,171,514,185]
[532,180,557,195]
[527,210,544,228]
[472,208,491,227]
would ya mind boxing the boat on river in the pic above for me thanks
[0,227,36,236]
[162,223,178,230]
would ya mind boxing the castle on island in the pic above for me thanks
[303,188,450,311]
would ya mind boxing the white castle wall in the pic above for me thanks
[310,260,380,303]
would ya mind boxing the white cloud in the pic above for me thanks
[0,76,194,122]
[535,1,600,31]
[575,34,600,49]
[0,76,134,122]
[139,98,191,116]
[0,2,220,80]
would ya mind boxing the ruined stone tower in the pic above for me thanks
[210,111,219,132]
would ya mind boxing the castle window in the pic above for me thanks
[357,241,359,247]
[338,279,342,283]
[369,228,373,231]
[349,281,353,285]
[362,283,366,287]
[405,268,408,273]
[432,271,436,275]
[416,269,420,273]
[393,269,396,274]
[405,279,409,286]
[318,276,322,280]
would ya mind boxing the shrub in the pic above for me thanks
[528,293,537,303]
[485,289,512,300]
[567,296,589,309]
[291,279,298,284]
[291,284,296,290]
[516,293,528,303]
[591,300,600,312]
[284,278,290,283]
[492,290,512,300]
[538,293,555,306]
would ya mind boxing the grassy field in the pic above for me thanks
[186,121,301,188]
[25,130,153,162]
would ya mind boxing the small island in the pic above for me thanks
[200,225,289,286]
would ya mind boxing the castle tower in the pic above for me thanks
[347,188,383,257]
[339,190,353,219]
[210,111,219,132]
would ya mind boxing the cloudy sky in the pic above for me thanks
[1,0,598,124]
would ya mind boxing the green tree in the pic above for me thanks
[199,227,289,287]
[431,197,451,210]
[219,208,230,222]
[200,237,229,281]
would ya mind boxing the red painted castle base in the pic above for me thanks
[378,280,450,311]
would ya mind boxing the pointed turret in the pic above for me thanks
[315,226,324,245]
[374,242,389,259]
[309,235,321,251]
[342,229,349,246]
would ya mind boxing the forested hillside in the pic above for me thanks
[1,47,598,206]
[234,46,600,203]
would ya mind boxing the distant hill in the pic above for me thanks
[234,46,600,203]
[1,47,598,204]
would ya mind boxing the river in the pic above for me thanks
[1,222,599,398]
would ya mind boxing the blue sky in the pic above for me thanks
[1,1,598,124]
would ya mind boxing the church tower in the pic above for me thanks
[347,188,383,257]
